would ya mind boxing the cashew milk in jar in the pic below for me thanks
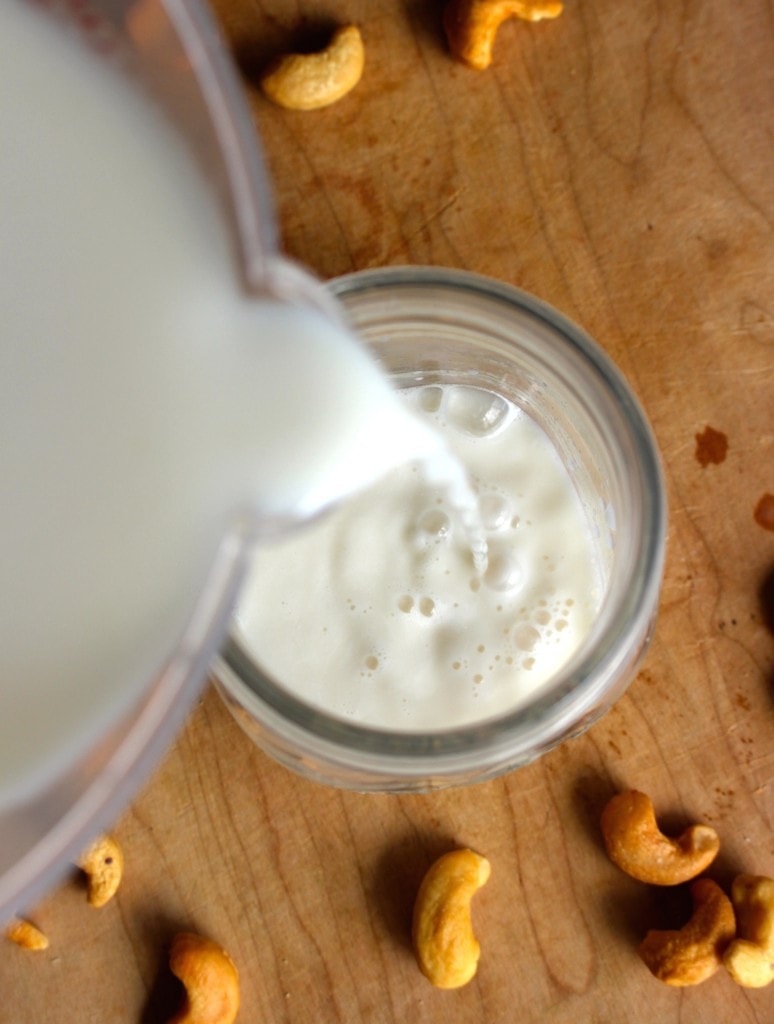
[233,384,603,729]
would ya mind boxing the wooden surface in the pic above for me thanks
[3,1,773,1020]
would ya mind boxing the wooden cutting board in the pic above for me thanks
[2,1,772,1021]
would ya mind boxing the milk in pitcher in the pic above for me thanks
[0,1,443,806]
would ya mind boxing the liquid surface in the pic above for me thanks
[235,386,604,730]
[0,2,440,807]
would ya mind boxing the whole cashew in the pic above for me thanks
[77,834,124,907]
[168,932,240,1024]
[260,25,365,111]
[638,878,736,986]
[5,917,49,951]
[412,848,491,989]
[444,0,564,71]
[723,874,774,988]
[600,790,720,885]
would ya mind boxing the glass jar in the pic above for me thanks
[214,266,667,791]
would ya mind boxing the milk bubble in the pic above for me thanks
[413,508,451,548]
[479,493,512,531]
[445,386,511,437]
[418,386,443,413]
[513,624,541,652]
[484,549,522,592]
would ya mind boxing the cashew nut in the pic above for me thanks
[77,834,123,907]
[168,932,240,1024]
[723,874,774,988]
[260,25,365,111]
[638,878,736,986]
[4,917,49,951]
[600,790,720,885]
[443,0,564,71]
[412,848,491,989]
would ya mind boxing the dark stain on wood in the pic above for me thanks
[754,493,774,532]
[694,425,728,467]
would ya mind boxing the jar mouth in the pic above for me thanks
[218,266,666,777]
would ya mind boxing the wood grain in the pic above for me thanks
[2,1,773,1021]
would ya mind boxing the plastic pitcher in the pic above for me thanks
[0,0,423,921]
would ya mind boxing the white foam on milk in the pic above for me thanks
[235,385,605,730]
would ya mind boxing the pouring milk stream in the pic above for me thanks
[0,1,456,811]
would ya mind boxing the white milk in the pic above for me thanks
[234,385,604,730]
[0,2,442,807]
